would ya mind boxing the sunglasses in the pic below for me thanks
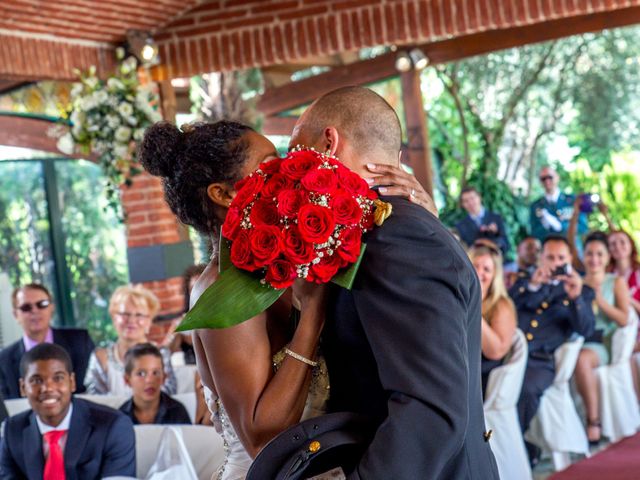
[539,175,554,182]
[17,299,51,313]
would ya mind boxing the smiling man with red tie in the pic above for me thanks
[0,343,135,479]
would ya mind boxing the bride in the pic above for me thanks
[139,120,434,479]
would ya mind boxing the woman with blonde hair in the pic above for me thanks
[468,240,518,396]
[84,284,177,395]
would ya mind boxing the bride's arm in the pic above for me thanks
[194,280,326,458]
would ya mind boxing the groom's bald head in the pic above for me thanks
[291,86,402,164]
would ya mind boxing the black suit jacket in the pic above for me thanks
[0,397,135,480]
[455,210,510,255]
[0,328,94,399]
[323,198,499,479]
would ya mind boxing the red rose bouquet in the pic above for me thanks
[177,148,389,331]
[221,148,377,289]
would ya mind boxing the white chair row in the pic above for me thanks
[4,392,198,423]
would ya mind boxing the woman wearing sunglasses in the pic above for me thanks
[468,240,517,397]
[84,284,177,396]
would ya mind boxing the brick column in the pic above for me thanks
[121,172,194,343]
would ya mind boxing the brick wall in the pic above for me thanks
[121,171,190,317]
[155,0,640,77]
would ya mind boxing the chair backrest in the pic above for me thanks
[553,335,584,384]
[4,398,30,417]
[174,364,198,394]
[172,392,197,423]
[134,424,224,479]
[76,394,128,410]
[484,329,528,409]
[610,309,639,365]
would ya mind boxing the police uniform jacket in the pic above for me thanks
[509,275,595,357]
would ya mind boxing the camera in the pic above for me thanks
[578,193,600,214]
[552,264,571,277]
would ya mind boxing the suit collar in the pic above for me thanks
[64,398,92,471]
[24,412,44,480]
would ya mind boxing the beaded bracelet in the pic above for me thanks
[284,347,318,367]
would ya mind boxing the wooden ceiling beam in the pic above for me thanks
[259,6,640,116]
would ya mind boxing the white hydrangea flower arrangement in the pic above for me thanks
[56,48,162,216]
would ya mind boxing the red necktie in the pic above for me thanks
[43,430,66,480]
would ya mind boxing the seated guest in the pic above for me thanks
[468,241,517,397]
[84,284,176,395]
[0,343,135,479]
[509,235,595,466]
[119,343,191,425]
[0,283,94,399]
[505,236,542,289]
[574,232,630,444]
[455,186,510,256]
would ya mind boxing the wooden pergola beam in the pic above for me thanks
[258,6,640,116]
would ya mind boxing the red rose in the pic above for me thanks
[230,230,258,271]
[337,227,362,263]
[361,205,375,230]
[250,199,280,226]
[337,167,369,196]
[265,259,297,289]
[280,151,322,180]
[250,225,282,267]
[222,206,243,241]
[277,189,307,218]
[260,157,282,175]
[301,168,338,194]
[262,173,294,199]
[297,204,336,244]
[283,226,316,265]
[233,174,265,209]
[308,253,343,284]
[366,188,378,200]
[330,191,363,226]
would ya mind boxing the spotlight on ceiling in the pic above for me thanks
[409,48,429,70]
[126,30,160,66]
[395,51,412,72]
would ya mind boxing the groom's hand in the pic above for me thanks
[365,163,438,217]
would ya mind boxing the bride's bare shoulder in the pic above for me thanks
[190,260,219,308]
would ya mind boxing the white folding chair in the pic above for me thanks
[172,392,197,424]
[135,424,224,480]
[76,394,128,410]
[3,398,30,416]
[483,329,532,480]
[525,335,589,471]
[597,310,640,442]
[174,364,198,394]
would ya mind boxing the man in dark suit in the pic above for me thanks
[0,283,94,398]
[0,343,135,479]
[290,86,499,479]
[509,235,595,465]
[455,186,510,255]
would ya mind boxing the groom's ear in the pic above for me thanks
[323,127,341,156]
[206,182,234,208]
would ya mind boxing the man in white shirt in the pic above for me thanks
[0,343,135,479]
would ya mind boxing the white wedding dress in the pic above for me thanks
[213,349,335,480]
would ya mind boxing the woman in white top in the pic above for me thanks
[84,284,177,396]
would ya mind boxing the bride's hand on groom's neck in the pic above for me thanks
[365,163,438,217]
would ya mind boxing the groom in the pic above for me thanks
[289,87,499,479]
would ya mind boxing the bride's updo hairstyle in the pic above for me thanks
[139,121,254,234]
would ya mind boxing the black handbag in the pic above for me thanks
[246,412,374,480]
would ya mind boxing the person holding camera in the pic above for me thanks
[530,167,588,250]
[455,186,510,256]
[508,235,595,466]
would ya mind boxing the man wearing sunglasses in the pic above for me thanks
[0,283,94,399]
[530,166,588,247]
